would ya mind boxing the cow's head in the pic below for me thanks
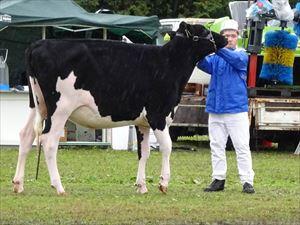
[176,22,227,57]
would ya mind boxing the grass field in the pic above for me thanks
[0,144,299,225]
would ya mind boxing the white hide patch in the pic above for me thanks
[166,106,178,126]
[29,77,47,118]
[55,71,149,129]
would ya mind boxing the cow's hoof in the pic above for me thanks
[135,184,148,194]
[51,184,66,195]
[12,180,23,193]
[57,191,67,196]
[158,183,168,194]
[55,189,66,196]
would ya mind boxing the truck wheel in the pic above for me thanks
[278,139,298,151]
[170,132,179,142]
[169,127,181,142]
[250,137,261,151]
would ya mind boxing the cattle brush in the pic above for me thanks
[259,30,298,85]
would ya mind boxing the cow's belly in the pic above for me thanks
[69,106,149,129]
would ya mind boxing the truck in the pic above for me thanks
[159,2,300,151]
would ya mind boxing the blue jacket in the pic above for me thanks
[197,48,249,114]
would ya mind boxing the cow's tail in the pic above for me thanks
[25,44,35,109]
[25,43,44,141]
[25,44,44,179]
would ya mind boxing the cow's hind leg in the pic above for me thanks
[153,126,172,193]
[135,126,150,194]
[13,109,36,193]
[40,107,73,195]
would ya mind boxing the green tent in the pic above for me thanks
[0,0,160,86]
[0,0,159,39]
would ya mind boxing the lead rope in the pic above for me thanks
[207,30,217,51]
[35,135,42,180]
[30,77,44,180]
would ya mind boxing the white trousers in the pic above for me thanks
[208,112,255,185]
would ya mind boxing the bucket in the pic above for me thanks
[128,125,137,151]
[112,126,129,150]
[0,49,9,91]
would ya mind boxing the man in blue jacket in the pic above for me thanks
[197,19,255,194]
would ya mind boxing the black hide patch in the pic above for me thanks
[135,126,143,160]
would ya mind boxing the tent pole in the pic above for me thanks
[42,27,46,39]
[103,28,107,40]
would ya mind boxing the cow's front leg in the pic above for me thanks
[153,126,172,193]
[13,109,36,193]
[135,126,150,194]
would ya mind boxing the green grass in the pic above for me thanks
[0,145,299,225]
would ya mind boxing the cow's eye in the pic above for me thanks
[201,29,209,37]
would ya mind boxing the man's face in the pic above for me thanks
[222,30,238,49]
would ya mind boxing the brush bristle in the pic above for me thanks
[259,30,298,85]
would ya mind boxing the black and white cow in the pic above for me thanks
[12,22,227,195]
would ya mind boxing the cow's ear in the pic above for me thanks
[178,22,193,37]
[178,21,188,33]
[185,24,193,35]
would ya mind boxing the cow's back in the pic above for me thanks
[26,39,175,124]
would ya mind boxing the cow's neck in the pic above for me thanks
[165,36,201,71]
[163,36,202,86]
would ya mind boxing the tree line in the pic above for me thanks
[75,0,299,19]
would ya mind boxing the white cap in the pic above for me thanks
[220,19,239,33]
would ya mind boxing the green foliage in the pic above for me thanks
[74,0,231,18]
[193,0,230,18]
[74,0,300,19]
[75,0,152,15]
[74,0,99,12]
[1,147,299,225]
